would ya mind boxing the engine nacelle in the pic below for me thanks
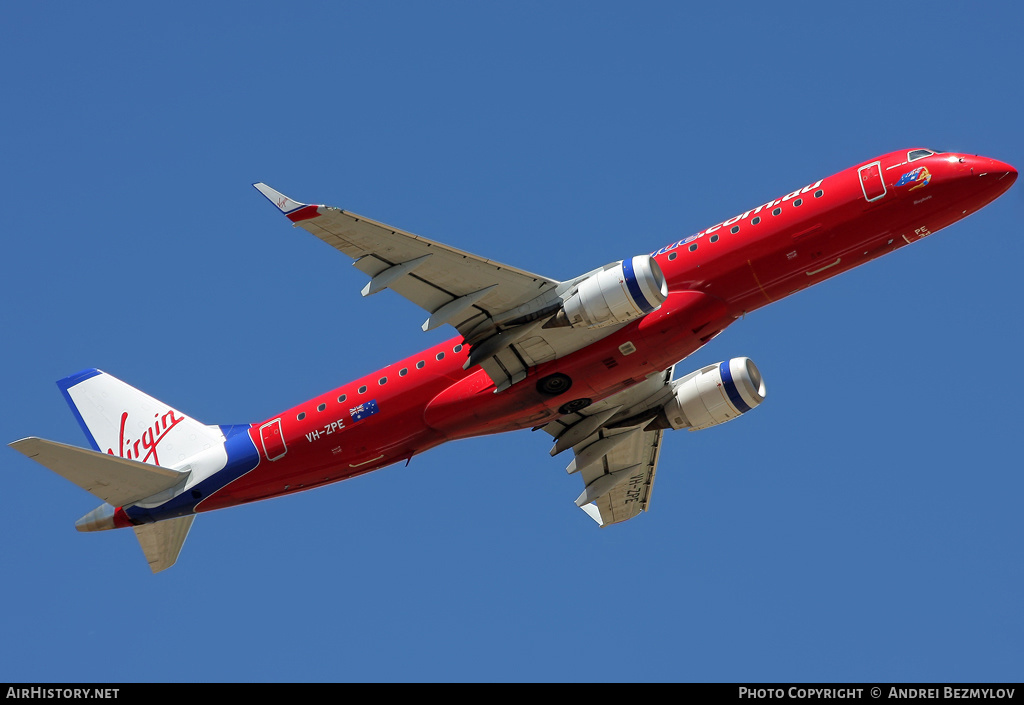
[550,255,668,329]
[653,357,766,431]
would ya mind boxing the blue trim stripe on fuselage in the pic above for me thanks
[719,361,751,413]
[621,257,656,313]
[123,424,260,524]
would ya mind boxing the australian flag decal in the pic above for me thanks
[896,166,931,190]
[350,400,380,423]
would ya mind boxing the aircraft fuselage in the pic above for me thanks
[113,149,1017,523]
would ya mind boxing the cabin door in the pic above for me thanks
[858,161,886,202]
[259,418,287,461]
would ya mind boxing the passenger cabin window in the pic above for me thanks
[908,149,935,161]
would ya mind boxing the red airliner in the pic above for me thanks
[11,148,1016,571]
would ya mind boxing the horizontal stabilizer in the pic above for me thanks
[134,515,194,573]
[10,437,188,508]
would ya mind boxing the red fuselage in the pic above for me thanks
[200,149,1016,511]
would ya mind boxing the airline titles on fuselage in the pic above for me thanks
[652,178,826,258]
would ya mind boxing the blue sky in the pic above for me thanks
[2,1,1022,683]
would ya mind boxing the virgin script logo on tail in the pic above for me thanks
[107,409,184,465]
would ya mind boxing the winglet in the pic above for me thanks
[579,503,604,526]
[253,183,321,223]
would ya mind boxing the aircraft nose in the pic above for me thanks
[978,156,1017,182]
[958,155,1017,197]
[997,159,1017,185]
[981,157,1017,198]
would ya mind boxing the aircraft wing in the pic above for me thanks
[253,183,560,342]
[541,367,677,526]
[254,183,647,392]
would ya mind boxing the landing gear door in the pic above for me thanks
[859,161,886,202]
[259,418,287,461]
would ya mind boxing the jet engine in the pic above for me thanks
[547,255,668,329]
[650,357,766,431]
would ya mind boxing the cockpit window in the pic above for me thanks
[908,149,936,161]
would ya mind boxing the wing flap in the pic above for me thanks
[543,368,676,526]
[580,428,663,526]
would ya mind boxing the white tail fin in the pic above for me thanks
[58,369,224,468]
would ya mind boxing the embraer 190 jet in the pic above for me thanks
[11,148,1016,571]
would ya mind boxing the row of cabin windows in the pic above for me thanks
[294,343,465,420]
[666,188,825,260]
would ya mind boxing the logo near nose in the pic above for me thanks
[896,166,931,191]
